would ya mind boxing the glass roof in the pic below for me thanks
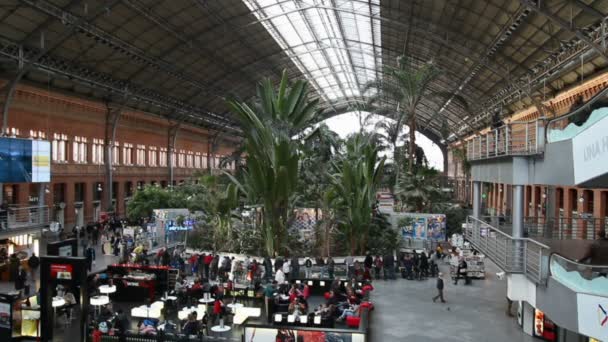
[242,0,382,102]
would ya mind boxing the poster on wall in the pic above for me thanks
[0,302,10,329]
[427,215,446,240]
[400,217,427,239]
[0,137,51,183]
[50,264,73,280]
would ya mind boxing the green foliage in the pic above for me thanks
[395,167,444,212]
[226,70,319,256]
[367,213,400,256]
[127,185,186,221]
[364,55,442,173]
[329,133,386,255]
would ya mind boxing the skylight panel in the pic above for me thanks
[242,0,382,103]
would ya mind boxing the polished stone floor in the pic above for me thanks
[370,259,535,342]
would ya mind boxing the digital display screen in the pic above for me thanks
[0,137,50,183]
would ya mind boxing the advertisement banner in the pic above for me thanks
[400,217,427,239]
[577,293,608,342]
[572,112,608,184]
[0,137,51,183]
[50,264,73,280]
[427,215,446,241]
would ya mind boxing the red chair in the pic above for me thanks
[346,315,361,328]
[324,292,331,300]
[360,301,374,311]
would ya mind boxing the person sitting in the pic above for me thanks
[288,284,302,303]
[138,319,157,335]
[181,313,199,336]
[335,303,360,322]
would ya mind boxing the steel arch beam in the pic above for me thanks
[1,0,100,133]
[521,0,608,61]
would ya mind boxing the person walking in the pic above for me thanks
[263,256,273,282]
[345,255,354,279]
[210,255,219,281]
[264,281,277,323]
[27,252,40,281]
[578,229,608,265]
[432,272,446,303]
[282,259,291,280]
[327,256,335,279]
[304,258,313,278]
[373,255,383,280]
[15,266,27,297]
[290,256,300,280]
[454,258,468,285]
[204,253,213,279]
[85,245,96,272]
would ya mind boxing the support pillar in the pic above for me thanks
[512,185,525,239]
[512,184,525,271]
[167,123,180,187]
[104,104,121,213]
[38,183,46,225]
[545,186,556,238]
[473,181,482,220]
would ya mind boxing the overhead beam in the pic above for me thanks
[1,0,113,134]
[22,0,228,103]
[521,0,608,61]
[0,35,238,131]
[568,0,605,18]
[421,5,531,131]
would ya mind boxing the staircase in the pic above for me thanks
[464,216,550,285]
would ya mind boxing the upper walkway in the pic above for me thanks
[467,89,608,187]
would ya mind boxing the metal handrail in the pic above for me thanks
[549,253,608,297]
[465,216,550,284]
[546,85,608,130]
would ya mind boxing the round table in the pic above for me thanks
[227,303,244,310]
[210,325,231,333]
[52,297,65,308]
[99,285,117,294]
[91,296,110,318]
[199,297,215,314]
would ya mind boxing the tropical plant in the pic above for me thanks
[329,133,386,254]
[226,70,319,256]
[127,185,183,221]
[394,167,443,212]
[364,55,441,173]
[367,213,401,255]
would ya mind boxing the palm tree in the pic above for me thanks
[329,133,386,254]
[226,70,319,256]
[394,167,443,212]
[365,55,441,173]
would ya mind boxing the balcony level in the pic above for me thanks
[0,205,50,238]
[468,90,608,188]
[465,216,608,341]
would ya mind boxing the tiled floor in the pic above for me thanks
[369,259,535,342]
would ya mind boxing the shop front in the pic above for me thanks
[0,234,39,281]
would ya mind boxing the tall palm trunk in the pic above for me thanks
[408,114,417,173]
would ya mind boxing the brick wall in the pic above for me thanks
[1,81,240,227]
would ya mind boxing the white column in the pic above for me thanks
[473,181,482,219]
[512,185,524,238]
